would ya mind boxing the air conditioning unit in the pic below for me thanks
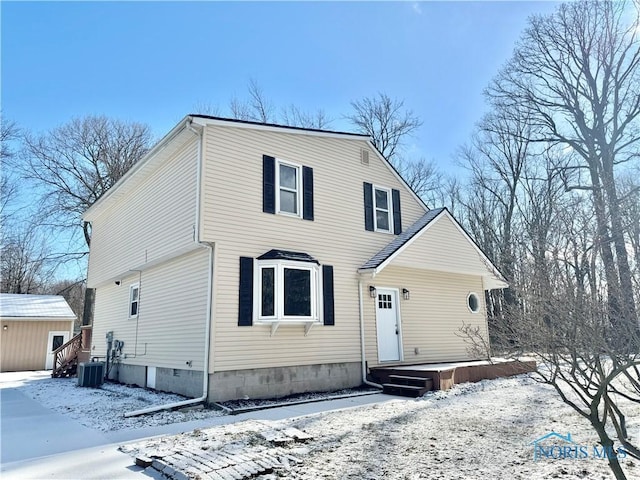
[78,362,105,388]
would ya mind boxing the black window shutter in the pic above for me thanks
[302,166,314,221]
[363,182,374,231]
[392,189,402,235]
[322,265,335,326]
[238,257,254,326]
[263,155,276,214]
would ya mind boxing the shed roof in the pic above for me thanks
[0,294,77,319]
[257,249,320,264]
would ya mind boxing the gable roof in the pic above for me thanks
[84,114,428,222]
[0,294,76,320]
[359,208,508,289]
[360,208,446,270]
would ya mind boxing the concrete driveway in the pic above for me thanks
[0,371,150,479]
[0,371,401,479]
[1,387,110,463]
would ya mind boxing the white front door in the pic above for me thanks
[375,289,401,362]
[45,331,70,370]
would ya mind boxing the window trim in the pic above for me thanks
[373,185,393,233]
[275,158,302,218]
[254,259,320,324]
[467,292,480,313]
[129,283,140,318]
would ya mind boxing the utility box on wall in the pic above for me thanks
[78,362,105,387]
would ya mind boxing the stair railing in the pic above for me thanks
[51,333,82,377]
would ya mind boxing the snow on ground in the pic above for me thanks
[0,371,226,432]
[4,370,640,479]
[125,375,640,480]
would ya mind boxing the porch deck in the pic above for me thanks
[370,357,536,392]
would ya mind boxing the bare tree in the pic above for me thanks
[229,79,276,123]
[455,4,640,479]
[19,116,153,248]
[618,173,640,291]
[0,223,55,294]
[462,291,640,480]
[227,79,333,129]
[431,175,463,217]
[345,92,422,162]
[1,116,20,218]
[395,157,442,203]
[1,115,19,161]
[191,101,222,117]
[46,279,86,329]
[487,0,640,326]
[280,104,333,130]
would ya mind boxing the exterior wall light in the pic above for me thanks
[402,288,410,300]
[3,325,8,331]
[369,285,377,298]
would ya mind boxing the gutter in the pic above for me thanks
[125,120,214,417]
[358,279,383,389]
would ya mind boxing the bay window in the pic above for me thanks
[256,261,319,322]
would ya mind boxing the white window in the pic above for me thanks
[256,260,319,322]
[129,283,140,318]
[276,160,302,217]
[374,186,393,233]
[467,292,480,313]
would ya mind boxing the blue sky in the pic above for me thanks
[2,1,560,170]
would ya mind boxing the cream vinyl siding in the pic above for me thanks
[0,320,73,372]
[201,125,426,372]
[364,266,488,367]
[391,214,494,276]
[91,248,209,370]
[87,139,199,288]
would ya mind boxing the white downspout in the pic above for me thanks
[359,279,382,389]
[125,120,213,417]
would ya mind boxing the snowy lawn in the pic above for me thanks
[125,375,640,480]
[0,371,226,432]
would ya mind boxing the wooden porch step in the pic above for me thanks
[388,375,433,389]
[382,382,431,398]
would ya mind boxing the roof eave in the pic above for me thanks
[357,268,378,276]
[1,316,76,321]
[190,115,370,141]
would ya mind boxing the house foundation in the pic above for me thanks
[207,362,363,403]
[108,363,204,398]
[106,361,362,402]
